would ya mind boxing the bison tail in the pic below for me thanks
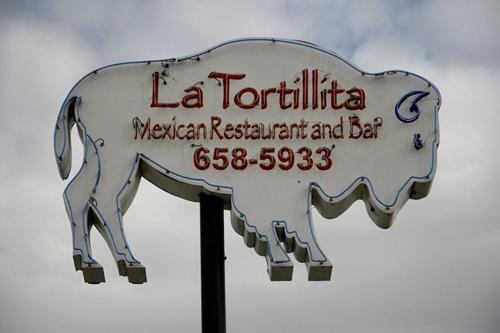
[54,96,79,179]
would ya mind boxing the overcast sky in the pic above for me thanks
[1,1,499,332]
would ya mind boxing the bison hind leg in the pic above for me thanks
[71,253,105,284]
[77,257,105,284]
[87,202,147,284]
[64,179,106,284]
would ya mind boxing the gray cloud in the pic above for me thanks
[1,1,499,332]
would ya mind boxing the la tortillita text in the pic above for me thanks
[151,68,366,111]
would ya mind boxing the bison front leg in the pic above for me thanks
[274,214,332,281]
[230,184,332,281]
[231,211,293,281]
[275,184,332,280]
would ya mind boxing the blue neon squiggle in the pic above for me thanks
[395,91,430,124]
[413,133,424,150]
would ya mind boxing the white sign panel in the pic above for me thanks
[54,38,441,284]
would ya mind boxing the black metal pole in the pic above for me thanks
[199,193,226,333]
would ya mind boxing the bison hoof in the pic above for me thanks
[117,259,127,276]
[127,264,147,284]
[268,261,294,281]
[306,260,333,281]
[73,254,83,271]
[82,264,105,284]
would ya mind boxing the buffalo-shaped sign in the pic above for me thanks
[54,38,441,284]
